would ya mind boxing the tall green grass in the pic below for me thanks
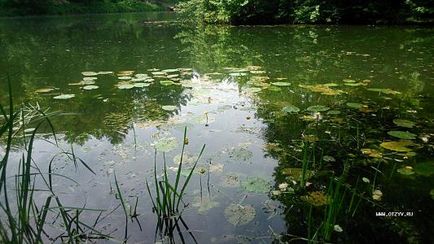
[146,127,205,243]
[0,78,106,243]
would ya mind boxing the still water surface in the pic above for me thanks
[0,12,434,243]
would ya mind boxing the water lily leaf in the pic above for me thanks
[241,177,269,193]
[346,102,364,109]
[380,140,415,152]
[367,88,401,95]
[397,166,415,175]
[361,148,382,158]
[118,76,132,80]
[53,94,75,100]
[97,71,113,75]
[229,147,253,161]
[301,191,328,206]
[82,85,99,90]
[133,83,150,88]
[117,82,135,90]
[152,137,178,152]
[160,80,177,86]
[414,161,434,176]
[192,197,219,214]
[281,168,313,181]
[282,105,300,113]
[299,84,344,95]
[271,82,291,87]
[69,80,96,86]
[307,105,330,112]
[344,82,366,87]
[209,162,224,173]
[161,105,177,111]
[327,110,341,115]
[387,131,417,140]
[35,88,55,93]
[393,119,415,128]
[82,71,98,76]
[222,174,240,188]
[343,79,356,83]
[83,77,97,81]
[162,69,179,73]
[224,204,256,226]
[245,87,262,93]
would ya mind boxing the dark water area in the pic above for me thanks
[0,12,433,243]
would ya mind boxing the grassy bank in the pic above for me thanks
[0,0,166,17]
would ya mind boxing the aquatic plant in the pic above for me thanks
[0,78,106,243]
[145,127,205,243]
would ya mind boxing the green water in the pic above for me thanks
[1,12,434,243]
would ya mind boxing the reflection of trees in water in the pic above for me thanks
[0,14,190,144]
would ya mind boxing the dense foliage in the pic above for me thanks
[0,0,165,16]
[177,0,434,24]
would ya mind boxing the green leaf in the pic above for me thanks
[271,82,291,87]
[224,203,256,226]
[241,177,269,193]
[393,119,415,128]
[152,137,178,152]
[387,131,417,140]
[380,140,415,152]
[367,88,401,95]
[282,105,300,113]
[53,94,75,100]
[162,105,177,111]
[346,102,364,109]
[307,105,330,112]
[82,85,99,90]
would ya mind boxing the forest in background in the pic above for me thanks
[0,1,433,24]
[0,0,175,16]
[177,0,434,24]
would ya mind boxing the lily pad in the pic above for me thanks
[35,88,55,93]
[282,105,300,114]
[241,177,269,193]
[299,84,344,96]
[224,204,256,226]
[346,102,364,109]
[161,105,177,111]
[117,83,135,90]
[53,94,75,100]
[327,110,341,115]
[387,131,417,140]
[281,168,313,181]
[393,119,415,128]
[222,174,240,188]
[414,161,434,176]
[133,83,150,88]
[152,137,178,152]
[82,71,98,76]
[192,197,219,214]
[367,88,401,95]
[301,191,328,206]
[307,105,330,112]
[160,80,177,86]
[380,140,415,152]
[271,82,291,87]
[397,166,415,175]
[361,148,382,158]
[82,85,99,90]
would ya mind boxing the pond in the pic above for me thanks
[0,12,434,243]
